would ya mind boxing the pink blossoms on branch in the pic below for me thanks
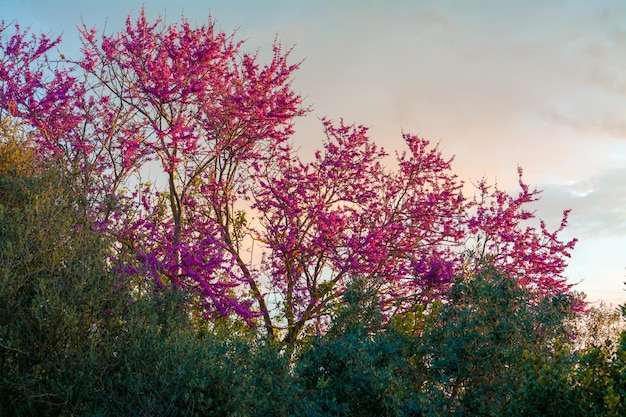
[0,10,579,342]
[253,119,465,342]
[466,167,578,299]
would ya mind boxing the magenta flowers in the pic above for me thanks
[0,10,578,342]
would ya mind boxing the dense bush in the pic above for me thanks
[417,267,577,416]
[293,277,420,417]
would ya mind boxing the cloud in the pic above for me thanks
[544,106,626,140]
[537,167,626,239]
[532,166,626,303]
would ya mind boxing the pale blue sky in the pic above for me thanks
[3,0,625,305]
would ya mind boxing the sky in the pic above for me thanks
[3,0,625,305]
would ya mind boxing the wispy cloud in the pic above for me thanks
[538,167,626,239]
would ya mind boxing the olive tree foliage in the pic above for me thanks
[0,117,128,414]
[293,276,417,417]
[290,268,612,417]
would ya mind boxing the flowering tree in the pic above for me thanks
[0,10,578,343]
[253,120,466,342]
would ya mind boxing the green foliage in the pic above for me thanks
[564,290,626,416]
[418,267,577,416]
[90,291,294,417]
[567,340,624,416]
[292,276,423,417]
[290,271,626,417]
[0,126,123,415]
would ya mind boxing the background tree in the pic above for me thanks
[569,300,625,352]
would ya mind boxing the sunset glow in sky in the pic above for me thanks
[4,0,625,305]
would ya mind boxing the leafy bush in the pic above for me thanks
[417,267,577,416]
[0,122,127,415]
[293,277,422,417]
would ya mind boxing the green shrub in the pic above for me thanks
[0,128,127,415]
[293,276,422,417]
[418,267,577,416]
